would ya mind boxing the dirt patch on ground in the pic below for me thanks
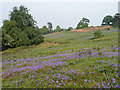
[71,26,112,33]
[40,42,59,46]
[44,31,64,36]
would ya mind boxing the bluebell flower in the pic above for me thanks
[74,83,76,86]
[103,86,108,88]
[56,81,58,83]
[84,79,87,82]
[112,78,115,83]
[88,80,91,82]
[115,85,119,88]
[82,71,85,74]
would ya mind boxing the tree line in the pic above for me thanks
[40,17,90,35]
[41,12,120,35]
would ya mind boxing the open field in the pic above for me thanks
[2,28,119,88]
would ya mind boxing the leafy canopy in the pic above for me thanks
[2,5,44,51]
[76,17,90,29]
[101,13,120,28]
[112,13,120,28]
[67,27,73,31]
[47,22,53,33]
[40,25,49,35]
[101,15,113,26]
[54,25,62,32]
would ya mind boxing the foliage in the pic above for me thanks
[9,5,37,30]
[2,28,118,88]
[40,25,49,35]
[93,30,102,38]
[101,15,113,26]
[2,5,44,51]
[76,17,90,29]
[67,27,73,31]
[47,22,53,33]
[101,13,120,28]
[112,13,120,28]
[54,25,62,32]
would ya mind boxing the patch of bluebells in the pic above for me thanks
[2,46,119,88]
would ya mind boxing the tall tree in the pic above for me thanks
[9,5,37,30]
[101,15,113,26]
[47,22,53,33]
[76,17,90,29]
[2,5,44,51]
[112,13,120,28]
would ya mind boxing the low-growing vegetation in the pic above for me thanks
[1,4,119,88]
[2,28,118,88]
[93,30,102,38]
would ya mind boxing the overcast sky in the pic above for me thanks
[0,1,118,29]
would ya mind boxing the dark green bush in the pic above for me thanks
[54,25,62,32]
[2,5,44,51]
[93,30,102,38]
[67,27,73,31]
[40,26,49,35]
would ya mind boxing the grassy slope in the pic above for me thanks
[2,28,119,88]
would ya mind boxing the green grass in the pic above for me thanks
[2,28,119,88]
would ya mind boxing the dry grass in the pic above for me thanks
[71,26,112,32]
[40,42,59,46]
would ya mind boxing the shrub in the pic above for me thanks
[2,5,44,51]
[93,30,102,38]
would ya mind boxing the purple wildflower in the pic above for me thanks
[112,78,115,83]
[88,80,91,82]
[74,83,76,86]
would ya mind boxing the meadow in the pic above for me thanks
[1,28,119,88]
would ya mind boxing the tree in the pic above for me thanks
[47,22,53,33]
[67,27,73,31]
[102,13,120,28]
[76,17,90,29]
[9,5,37,30]
[54,25,61,32]
[112,13,120,28]
[101,15,113,26]
[2,5,44,51]
[40,25,49,35]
